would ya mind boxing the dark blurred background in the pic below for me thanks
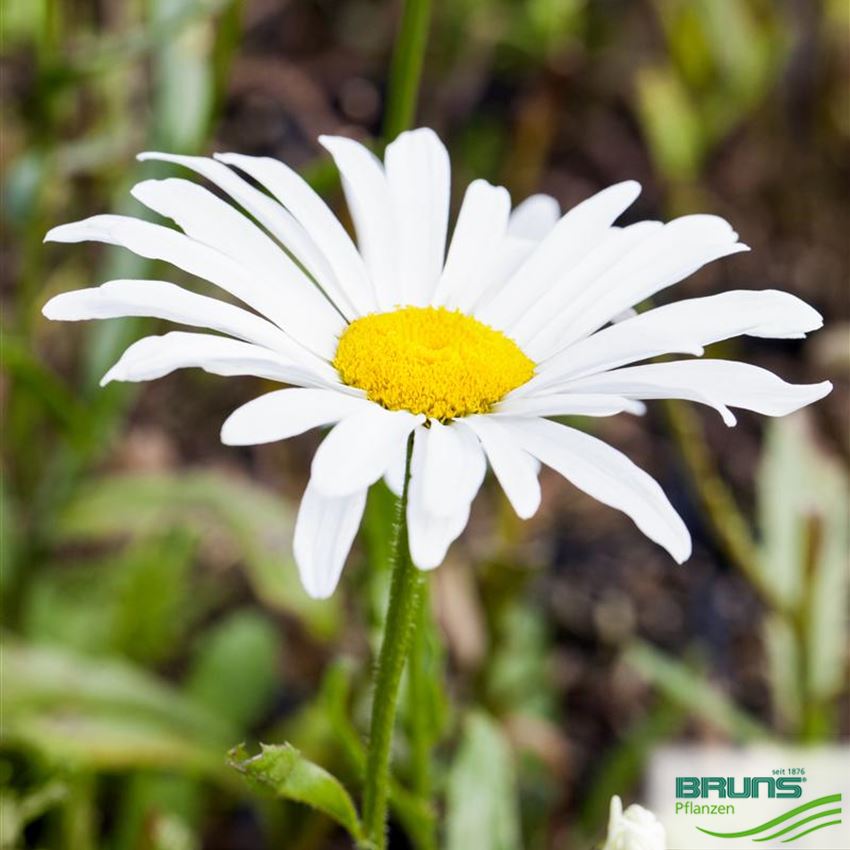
[1,1,848,849]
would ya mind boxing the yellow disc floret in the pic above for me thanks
[333,306,535,421]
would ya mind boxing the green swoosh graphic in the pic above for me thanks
[754,808,842,842]
[782,819,843,843]
[697,794,842,838]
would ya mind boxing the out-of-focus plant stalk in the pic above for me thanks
[363,438,426,850]
[661,400,780,607]
[383,0,433,141]
[794,515,823,741]
[62,774,96,850]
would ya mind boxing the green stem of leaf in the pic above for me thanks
[363,437,426,850]
[383,0,433,141]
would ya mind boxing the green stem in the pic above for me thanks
[62,773,96,850]
[363,437,426,849]
[662,399,786,613]
[794,514,824,741]
[383,0,433,141]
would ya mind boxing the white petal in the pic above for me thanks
[100,331,328,388]
[526,289,824,394]
[214,152,375,316]
[420,421,487,517]
[407,500,470,571]
[477,181,641,329]
[132,178,302,286]
[310,407,422,497]
[462,416,541,519]
[45,214,337,358]
[420,420,466,516]
[511,221,663,353]
[565,360,833,426]
[42,279,317,363]
[541,216,749,353]
[138,152,341,309]
[502,416,691,562]
[221,387,369,446]
[384,128,451,306]
[433,179,511,309]
[131,178,344,360]
[384,439,409,497]
[294,476,367,598]
[406,425,484,569]
[496,394,646,417]
[507,194,560,241]
[319,135,397,311]
[465,235,540,316]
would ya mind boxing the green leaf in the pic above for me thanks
[487,601,553,717]
[2,333,92,443]
[757,414,850,721]
[763,615,800,729]
[446,712,521,850]
[187,610,281,730]
[692,0,780,112]
[649,0,786,150]
[757,415,811,607]
[110,531,199,664]
[150,0,216,153]
[227,743,363,841]
[23,531,200,664]
[56,471,339,638]
[1,641,231,776]
[0,0,49,47]
[526,0,582,52]
[623,642,772,741]
[636,66,705,182]
[0,781,69,848]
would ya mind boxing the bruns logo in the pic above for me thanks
[676,776,804,799]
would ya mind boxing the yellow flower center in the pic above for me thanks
[333,306,535,421]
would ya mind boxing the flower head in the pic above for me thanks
[43,129,832,598]
[603,796,666,850]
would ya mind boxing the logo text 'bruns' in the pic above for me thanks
[676,777,804,799]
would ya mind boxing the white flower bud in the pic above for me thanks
[602,795,666,850]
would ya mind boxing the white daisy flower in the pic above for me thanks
[43,128,831,598]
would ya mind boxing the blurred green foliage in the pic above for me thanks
[1,0,847,848]
[758,415,850,738]
[445,712,521,850]
[638,0,786,184]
